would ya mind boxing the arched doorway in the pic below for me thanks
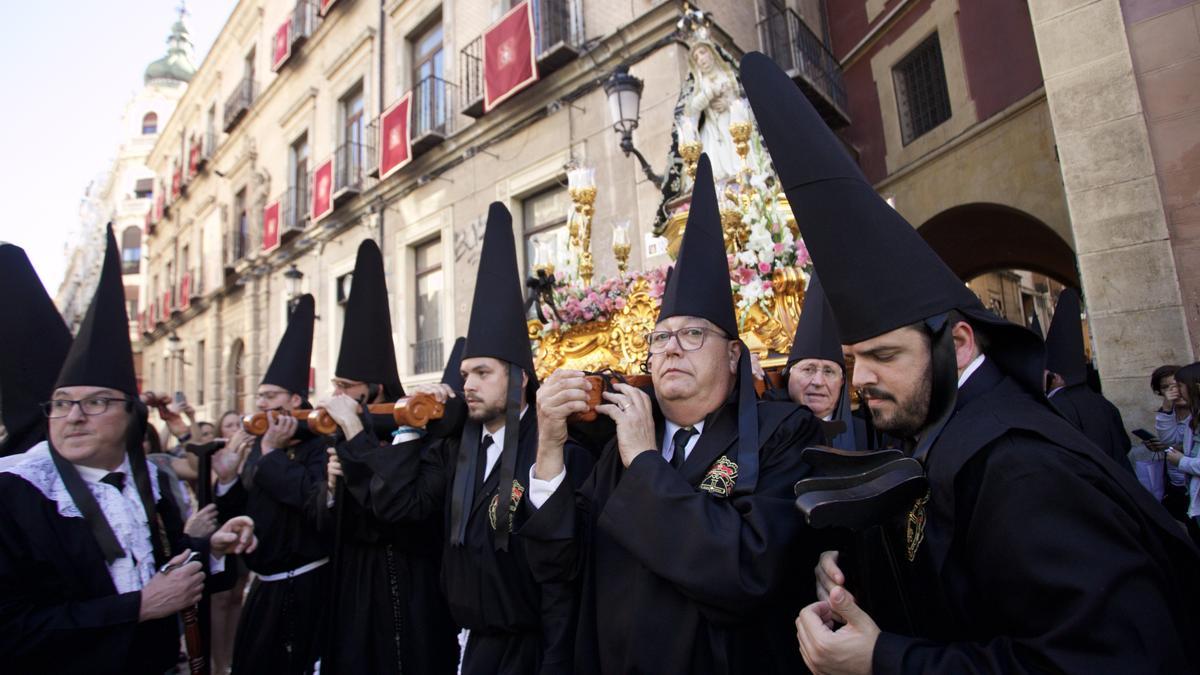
[227,338,245,413]
[918,203,1079,288]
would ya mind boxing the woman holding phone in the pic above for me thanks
[1162,363,1200,545]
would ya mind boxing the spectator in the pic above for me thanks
[1151,366,1189,519]
[1163,363,1200,545]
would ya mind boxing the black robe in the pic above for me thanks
[341,410,593,675]
[1050,383,1133,472]
[216,434,331,674]
[520,397,823,674]
[317,429,460,675]
[0,457,221,674]
[856,359,1200,673]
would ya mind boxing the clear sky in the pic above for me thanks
[0,0,238,296]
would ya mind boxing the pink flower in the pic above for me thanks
[773,242,786,254]
[757,261,771,274]
[734,267,756,285]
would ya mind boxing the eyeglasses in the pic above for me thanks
[42,397,129,419]
[793,364,841,380]
[255,390,290,401]
[645,326,727,354]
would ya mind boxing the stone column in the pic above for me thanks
[1028,0,1194,431]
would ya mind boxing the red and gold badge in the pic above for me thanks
[699,456,738,497]
[489,480,525,532]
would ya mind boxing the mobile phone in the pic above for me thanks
[1131,429,1157,442]
[174,391,186,405]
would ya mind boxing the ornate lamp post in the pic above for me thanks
[604,65,663,188]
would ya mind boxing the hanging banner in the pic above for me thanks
[272,19,292,71]
[180,274,192,309]
[171,162,182,199]
[320,0,339,16]
[262,200,282,253]
[188,136,201,178]
[311,159,334,222]
[483,1,538,112]
[378,92,413,181]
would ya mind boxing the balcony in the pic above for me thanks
[413,337,444,375]
[757,5,849,128]
[282,183,310,234]
[291,0,321,49]
[459,0,584,119]
[412,75,457,156]
[224,224,250,271]
[224,76,257,132]
[334,131,376,199]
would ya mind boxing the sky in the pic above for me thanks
[0,1,238,296]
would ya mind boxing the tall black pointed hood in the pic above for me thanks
[786,273,844,370]
[657,154,738,338]
[0,244,71,455]
[463,203,537,388]
[55,225,138,397]
[1045,289,1088,387]
[741,52,1043,400]
[441,336,467,391]
[262,294,315,398]
[336,240,403,400]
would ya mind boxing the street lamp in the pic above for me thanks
[604,65,663,187]
[283,264,304,306]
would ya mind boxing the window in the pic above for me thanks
[289,133,310,229]
[142,112,158,134]
[522,185,571,279]
[205,105,216,153]
[134,178,154,199]
[244,47,256,84]
[121,226,142,274]
[892,33,952,144]
[413,237,443,374]
[126,286,139,319]
[196,340,206,405]
[411,19,446,135]
[234,188,248,260]
[338,84,366,190]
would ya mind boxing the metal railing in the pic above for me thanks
[459,37,484,116]
[283,182,310,232]
[291,0,321,46]
[227,221,249,266]
[533,0,583,58]
[334,134,375,195]
[413,338,444,375]
[224,76,257,131]
[756,5,848,121]
[412,75,457,139]
[202,130,216,161]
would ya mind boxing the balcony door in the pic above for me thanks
[412,20,445,135]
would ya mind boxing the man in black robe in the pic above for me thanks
[316,239,459,674]
[1044,288,1133,472]
[215,294,331,674]
[766,273,889,451]
[0,242,71,457]
[744,51,1200,673]
[0,225,255,673]
[526,155,823,674]
[335,204,593,675]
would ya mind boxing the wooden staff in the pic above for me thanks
[305,393,449,435]
[241,409,317,435]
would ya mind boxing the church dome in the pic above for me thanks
[144,19,196,84]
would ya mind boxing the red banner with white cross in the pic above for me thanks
[483,1,538,112]
[378,92,413,181]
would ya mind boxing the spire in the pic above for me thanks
[144,3,196,84]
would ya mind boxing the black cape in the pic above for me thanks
[319,427,459,675]
[216,434,331,674]
[520,396,823,674]
[339,410,593,675]
[856,359,1200,673]
[1049,383,1133,473]
[0,459,220,674]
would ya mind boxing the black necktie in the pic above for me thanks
[670,427,698,470]
[477,435,494,487]
[100,472,126,492]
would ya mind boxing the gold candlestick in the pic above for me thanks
[612,220,631,274]
[678,141,702,181]
[569,185,597,287]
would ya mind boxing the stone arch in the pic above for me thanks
[917,202,1080,288]
[227,338,245,413]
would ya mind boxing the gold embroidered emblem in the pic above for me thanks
[906,489,931,562]
[489,480,525,532]
[699,456,739,497]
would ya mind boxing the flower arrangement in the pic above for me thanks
[536,266,669,337]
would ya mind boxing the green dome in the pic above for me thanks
[144,19,196,84]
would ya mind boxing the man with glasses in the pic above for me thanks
[526,156,823,673]
[215,294,330,675]
[0,226,255,673]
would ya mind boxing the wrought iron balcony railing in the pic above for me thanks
[412,75,457,155]
[334,131,376,197]
[283,182,310,233]
[224,76,257,132]
[413,337,444,375]
[756,5,849,127]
